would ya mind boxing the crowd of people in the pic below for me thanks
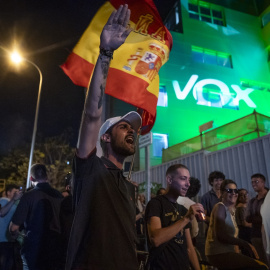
[1,167,269,270]
[0,4,270,270]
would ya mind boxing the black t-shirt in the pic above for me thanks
[60,195,73,244]
[59,195,74,266]
[246,195,267,238]
[145,195,191,270]
[12,182,63,236]
[12,182,63,268]
[66,150,139,270]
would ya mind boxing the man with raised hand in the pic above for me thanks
[65,5,141,270]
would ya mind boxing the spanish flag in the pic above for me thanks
[61,0,172,134]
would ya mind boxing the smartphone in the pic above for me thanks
[200,211,206,221]
[196,211,206,222]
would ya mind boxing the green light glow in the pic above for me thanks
[191,46,203,53]
[139,2,270,169]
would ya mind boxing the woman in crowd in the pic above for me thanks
[137,193,146,214]
[235,189,252,244]
[135,192,146,251]
[205,179,268,269]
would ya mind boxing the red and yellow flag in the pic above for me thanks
[61,0,172,134]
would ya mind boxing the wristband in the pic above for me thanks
[99,47,114,59]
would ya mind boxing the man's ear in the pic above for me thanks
[101,133,111,143]
[166,175,172,185]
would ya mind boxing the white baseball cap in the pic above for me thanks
[96,111,142,157]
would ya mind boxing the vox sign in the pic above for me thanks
[172,75,256,110]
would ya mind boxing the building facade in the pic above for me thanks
[139,0,270,169]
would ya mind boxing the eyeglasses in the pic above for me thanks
[224,188,238,194]
[251,180,261,185]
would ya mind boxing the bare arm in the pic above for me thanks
[147,216,190,247]
[186,228,200,270]
[136,212,143,221]
[245,200,253,223]
[201,195,210,224]
[243,219,252,227]
[9,221,20,239]
[237,206,252,227]
[147,203,204,247]
[190,217,199,238]
[77,5,132,158]
[0,191,23,217]
[214,204,258,259]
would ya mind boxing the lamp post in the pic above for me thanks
[10,52,43,189]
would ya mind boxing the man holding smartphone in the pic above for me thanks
[145,164,204,270]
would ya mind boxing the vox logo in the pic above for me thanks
[172,75,256,110]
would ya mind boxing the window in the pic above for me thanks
[188,1,225,26]
[262,12,270,28]
[192,46,233,68]
[153,133,168,157]
[240,79,270,93]
[157,85,168,107]
[164,1,183,33]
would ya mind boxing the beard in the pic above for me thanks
[110,135,135,157]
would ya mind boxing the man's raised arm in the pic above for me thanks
[77,5,131,158]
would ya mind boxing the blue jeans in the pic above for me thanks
[21,254,29,270]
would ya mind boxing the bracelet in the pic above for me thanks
[99,47,114,59]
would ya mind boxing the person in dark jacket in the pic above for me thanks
[10,163,63,270]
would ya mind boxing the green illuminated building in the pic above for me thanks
[139,0,270,170]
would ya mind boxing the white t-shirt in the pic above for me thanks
[177,196,199,238]
[261,191,270,254]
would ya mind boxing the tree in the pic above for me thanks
[0,129,74,190]
[138,181,163,196]
[0,146,30,187]
[35,130,74,189]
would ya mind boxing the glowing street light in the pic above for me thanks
[10,51,23,63]
[10,51,43,189]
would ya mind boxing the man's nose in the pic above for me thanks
[128,126,135,133]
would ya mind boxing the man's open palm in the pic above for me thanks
[100,4,132,51]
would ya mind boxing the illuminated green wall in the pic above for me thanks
[261,6,270,47]
[139,0,270,169]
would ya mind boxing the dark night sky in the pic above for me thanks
[0,0,176,155]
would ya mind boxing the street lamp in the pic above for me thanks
[10,51,43,189]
